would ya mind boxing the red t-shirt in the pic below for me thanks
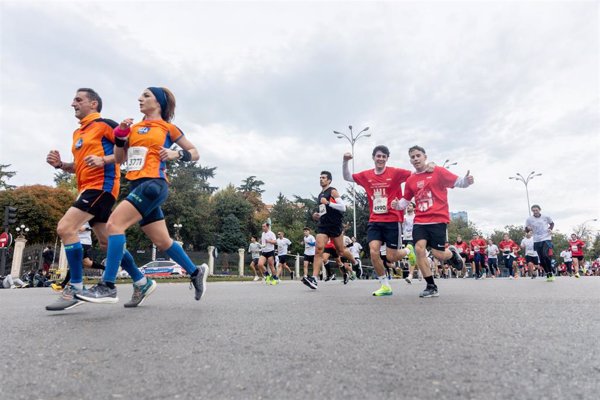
[498,240,518,255]
[455,241,469,255]
[403,166,458,224]
[569,240,585,257]
[470,239,487,254]
[353,167,411,223]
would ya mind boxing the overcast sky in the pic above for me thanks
[1,0,598,235]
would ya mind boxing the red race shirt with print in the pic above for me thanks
[470,239,487,254]
[353,167,411,223]
[403,166,458,224]
[454,241,469,255]
[569,240,585,257]
[498,240,518,255]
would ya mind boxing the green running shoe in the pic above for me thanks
[546,274,555,282]
[372,284,393,296]
[406,244,416,266]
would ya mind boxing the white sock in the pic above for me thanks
[71,282,83,290]
[134,277,148,286]
[378,275,390,287]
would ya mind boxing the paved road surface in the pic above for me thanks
[1,277,599,400]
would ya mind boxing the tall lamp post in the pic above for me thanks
[509,171,542,215]
[333,125,371,239]
[15,224,29,238]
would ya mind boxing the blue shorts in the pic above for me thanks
[125,178,169,226]
[367,222,401,249]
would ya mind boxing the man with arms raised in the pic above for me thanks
[392,145,473,298]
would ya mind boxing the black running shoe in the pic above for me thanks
[302,275,317,290]
[419,284,439,298]
[448,246,464,271]
[325,274,335,282]
[343,271,349,284]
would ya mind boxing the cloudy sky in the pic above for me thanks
[1,0,598,235]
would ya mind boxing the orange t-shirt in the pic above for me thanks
[124,119,184,181]
[71,112,120,198]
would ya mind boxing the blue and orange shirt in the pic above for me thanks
[125,119,184,181]
[71,112,120,198]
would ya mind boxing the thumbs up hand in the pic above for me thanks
[465,170,474,186]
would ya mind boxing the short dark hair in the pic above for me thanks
[408,145,426,154]
[531,204,541,211]
[303,227,311,231]
[372,145,390,157]
[77,88,102,112]
[320,171,332,181]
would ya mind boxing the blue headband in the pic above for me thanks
[148,87,168,117]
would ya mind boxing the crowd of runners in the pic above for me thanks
[42,86,595,312]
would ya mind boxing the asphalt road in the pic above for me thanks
[1,276,599,400]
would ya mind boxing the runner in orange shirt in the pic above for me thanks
[45,88,146,312]
[77,87,207,305]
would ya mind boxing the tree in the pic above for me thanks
[0,185,75,243]
[217,213,246,252]
[168,161,218,194]
[211,184,254,239]
[53,170,77,193]
[489,225,526,244]
[0,164,16,190]
[447,217,479,243]
[237,176,265,195]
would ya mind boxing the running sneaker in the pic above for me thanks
[124,278,157,308]
[574,273,580,278]
[406,244,417,265]
[46,285,85,311]
[271,277,280,285]
[419,284,439,298]
[405,275,413,284]
[253,276,260,281]
[546,274,555,282]
[325,274,335,282]
[76,281,119,304]
[343,271,349,284]
[190,264,208,300]
[350,271,357,281]
[50,283,63,292]
[372,284,393,296]
[447,245,464,271]
[301,275,317,290]
[265,275,273,285]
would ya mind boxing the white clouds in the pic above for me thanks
[1,1,598,235]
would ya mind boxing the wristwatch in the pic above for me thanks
[178,150,184,160]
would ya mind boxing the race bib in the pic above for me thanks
[127,146,148,171]
[318,204,327,216]
[373,196,388,214]
[571,245,578,251]
[474,246,480,251]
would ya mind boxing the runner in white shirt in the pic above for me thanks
[349,237,363,278]
[258,223,279,285]
[486,239,499,278]
[248,236,263,281]
[402,203,418,283]
[276,231,293,279]
[301,228,316,278]
[521,231,540,278]
[525,204,555,281]
[559,248,573,276]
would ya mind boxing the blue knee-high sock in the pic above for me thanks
[64,242,83,284]
[103,234,126,283]
[121,250,144,282]
[165,241,197,275]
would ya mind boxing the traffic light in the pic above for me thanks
[3,206,17,227]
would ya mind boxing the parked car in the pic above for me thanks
[139,260,185,277]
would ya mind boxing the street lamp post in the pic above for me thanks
[442,159,458,169]
[509,171,542,215]
[173,223,183,242]
[333,125,371,239]
[15,224,29,238]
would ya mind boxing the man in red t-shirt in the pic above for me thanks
[498,233,519,278]
[454,235,469,278]
[568,233,586,278]
[392,145,474,298]
[469,233,487,279]
[342,145,414,297]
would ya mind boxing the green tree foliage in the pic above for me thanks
[237,176,265,195]
[0,185,75,243]
[489,224,526,244]
[53,170,77,194]
[447,217,479,243]
[0,164,16,190]
[590,233,600,260]
[217,213,246,252]
[211,184,253,239]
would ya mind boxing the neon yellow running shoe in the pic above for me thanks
[372,284,393,296]
[51,283,63,292]
[546,274,555,282]
[265,276,273,285]
[406,244,416,266]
